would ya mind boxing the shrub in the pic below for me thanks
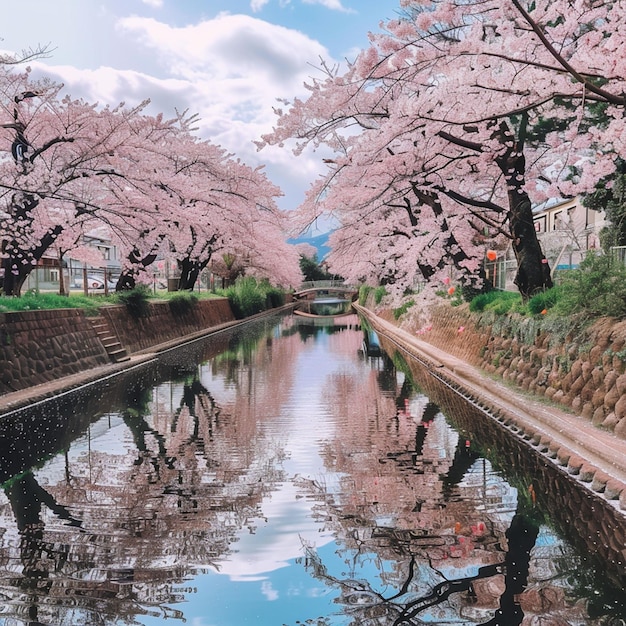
[374,286,387,304]
[168,292,198,316]
[393,299,415,320]
[358,285,373,306]
[223,277,267,319]
[116,285,152,319]
[470,290,522,314]
[555,252,626,318]
[527,286,561,315]
[265,286,285,308]
[357,285,387,306]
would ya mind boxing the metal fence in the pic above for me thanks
[611,246,626,264]
[485,259,517,291]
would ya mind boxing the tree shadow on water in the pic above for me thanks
[298,510,539,626]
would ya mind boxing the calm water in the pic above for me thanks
[0,313,624,625]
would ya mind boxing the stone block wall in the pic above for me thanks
[99,298,235,354]
[377,300,626,439]
[0,298,237,397]
[0,308,110,395]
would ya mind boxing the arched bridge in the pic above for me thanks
[294,281,359,317]
[295,280,359,300]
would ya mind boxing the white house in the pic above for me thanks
[533,197,606,269]
[487,198,607,291]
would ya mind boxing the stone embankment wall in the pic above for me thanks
[99,297,235,354]
[0,298,236,396]
[375,301,626,440]
[0,308,110,395]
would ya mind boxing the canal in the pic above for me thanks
[0,313,624,625]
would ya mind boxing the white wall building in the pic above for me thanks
[488,198,607,291]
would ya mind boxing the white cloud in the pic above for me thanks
[113,14,332,206]
[115,14,329,86]
[141,0,164,7]
[302,0,356,12]
[19,13,335,210]
[250,0,270,11]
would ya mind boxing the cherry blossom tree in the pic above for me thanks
[1,62,301,296]
[260,0,626,299]
[160,132,301,291]
[0,64,175,296]
[106,121,301,292]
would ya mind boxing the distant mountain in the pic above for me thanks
[289,230,332,261]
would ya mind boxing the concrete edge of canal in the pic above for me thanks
[354,303,626,519]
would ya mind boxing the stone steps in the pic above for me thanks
[89,316,130,363]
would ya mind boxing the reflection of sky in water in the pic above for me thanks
[139,331,377,625]
[145,335,360,626]
[139,542,393,626]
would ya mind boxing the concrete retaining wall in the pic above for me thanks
[0,308,110,395]
[387,342,626,586]
[0,298,236,396]
[99,298,235,355]
[357,303,626,524]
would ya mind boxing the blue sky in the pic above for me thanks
[1,0,402,217]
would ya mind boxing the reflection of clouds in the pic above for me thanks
[261,580,279,601]
[211,327,363,583]
[214,482,334,581]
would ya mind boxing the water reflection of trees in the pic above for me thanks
[299,513,541,626]
[0,318,301,625]
[0,316,623,625]
[294,349,612,626]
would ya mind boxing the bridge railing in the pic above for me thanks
[298,280,357,291]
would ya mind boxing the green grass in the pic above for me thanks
[469,253,626,320]
[0,292,108,315]
[393,299,415,320]
[0,285,225,315]
[158,289,222,301]
[469,290,523,314]
[167,292,199,316]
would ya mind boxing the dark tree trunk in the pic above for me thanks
[177,257,210,291]
[495,122,552,300]
[1,255,31,297]
[411,189,473,281]
[116,272,137,291]
[507,191,553,299]
[1,193,65,297]
[1,226,63,297]
[116,249,159,291]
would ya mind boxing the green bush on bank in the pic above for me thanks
[115,285,152,319]
[553,252,626,318]
[469,290,522,314]
[219,277,285,319]
[358,285,387,306]
[469,252,626,320]
[527,286,562,315]
[358,285,373,306]
[393,299,415,320]
[167,292,199,316]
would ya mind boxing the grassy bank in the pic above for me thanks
[0,277,287,319]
